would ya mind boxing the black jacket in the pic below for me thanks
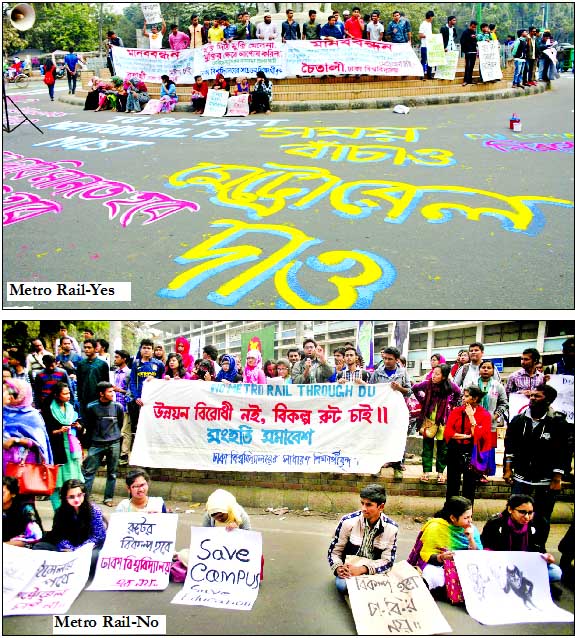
[82,399,123,447]
[460,27,477,54]
[481,511,548,554]
[440,24,457,49]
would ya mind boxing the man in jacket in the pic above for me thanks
[291,338,334,383]
[128,338,165,436]
[460,20,478,85]
[440,15,457,51]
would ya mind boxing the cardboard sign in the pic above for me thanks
[202,89,229,117]
[171,526,262,610]
[547,374,574,423]
[478,41,503,81]
[455,550,573,625]
[88,513,177,591]
[3,543,93,616]
[426,34,447,66]
[347,561,452,635]
[141,3,162,23]
[225,94,250,117]
[434,50,459,80]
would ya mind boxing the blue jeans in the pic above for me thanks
[548,562,562,583]
[47,83,55,99]
[67,71,77,94]
[82,440,121,502]
[513,59,525,85]
[335,575,348,593]
[420,47,432,78]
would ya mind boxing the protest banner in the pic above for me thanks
[454,550,573,625]
[3,543,93,616]
[202,88,229,117]
[171,526,262,610]
[195,40,287,79]
[141,3,162,23]
[110,46,196,84]
[130,379,409,473]
[87,513,177,591]
[434,50,459,80]
[225,94,250,117]
[478,41,503,81]
[508,392,530,420]
[547,374,574,423]
[426,34,447,67]
[347,561,452,635]
[357,321,374,369]
[285,40,423,77]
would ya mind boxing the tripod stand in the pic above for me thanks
[2,75,44,134]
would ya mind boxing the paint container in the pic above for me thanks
[509,113,519,129]
[512,120,522,132]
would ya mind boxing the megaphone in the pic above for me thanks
[7,3,36,31]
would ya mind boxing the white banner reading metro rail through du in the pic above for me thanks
[130,379,409,473]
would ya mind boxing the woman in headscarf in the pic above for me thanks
[250,70,273,114]
[3,378,53,475]
[425,353,447,380]
[125,77,150,113]
[190,359,215,381]
[40,382,84,511]
[202,489,250,530]
[94,76,125,112]
[175,336,193,373]
[216,354,241,383]
[83,75,101,110]
[153,343,167,365]
[212,72,229,92]
[243,350,267,384]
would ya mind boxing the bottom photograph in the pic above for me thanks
[2,318,574,636]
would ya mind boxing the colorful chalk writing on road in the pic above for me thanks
[2,185,63,226]
[2,151,200,228]
[166,162,571,233]
[483,140,573,153]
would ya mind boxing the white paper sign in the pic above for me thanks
[454,550,574,625]
[347,561,452,635]
[478,41,503,81]
[202,89,229,117]
[130,379,409,473]
[171,526,262,610]
[141,3,162,23]
[508,392,530,420]
[434,50,459,80]
[88,513,177,591]
[426,34,446,66]
[225,93,250,117]
[3,543,93,616]
[547,374,574,423]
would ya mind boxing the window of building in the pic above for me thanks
[484,321,538,343]
[545,321,575,338]
[434,327,476,348]
[374,336,389,351]
[409,332,428,350]
[410,321,429,330]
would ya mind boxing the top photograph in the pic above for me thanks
[3,2,574,310]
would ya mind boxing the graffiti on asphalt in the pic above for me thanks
[11,106,67,118]
[156,218,396,309]
[2,184,63,226]
[258,126,426,142]
[2,151,200,228]
[483,140,573,153]
[34,136,156,153]
[464,133,573,140]
[166,162,572,233]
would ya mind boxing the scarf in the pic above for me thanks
[49,400,81,454]
[175,336,193,371]
[505,514,529,551]
[3,396,54,464]
[216,355,238,382]
[206,489,243,526]
[243,349,263,384]
[419,517,479,563]
[417,380,454,425]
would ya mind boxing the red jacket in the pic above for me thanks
[444,404,492,453]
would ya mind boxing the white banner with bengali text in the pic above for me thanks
[285,39,423,77]
[348,561,452,635]
[130,379,409,473]
[455,550,573,625]
[3,543,93,616]
[546,374,574,423]
[426,34,447,67]
[88,513,177,591]
[171,526,262,610]
[110,45,196,84]
[195,40,286,79]
[478,40,503,81]
[434,50,459,80]
[508,392,530,421]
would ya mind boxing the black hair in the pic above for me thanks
[425,11,435,19]
[522,347,540,363]
[196,359,215,380]
[534,383,557,403]
[49,381,71,403]
[333,347,346,356]
[432,364,453,396]
[562,338,575,351]
[383,346,401,359]
[3,475,19,496]
[170,24,178,29]
[140,338,154,348]
[160,75,175,89]
[263,360,277,375]
[480,22,489,29]
[287,348,300,357]
[469,20,478,27]
[507,494,534,510]
[84,338,97,348]
[31,336,46,348]
[447,15,456,22]
[54,479,91,543]
[96,338,109,352]
[344,346,358,356]
[469,341,484,351]
[303,338,317,348]
[83,328,95,336]
[436,496,472,521]
[359,483,387,505]
[114,349,130,362]
[488,23,496,30]
[42,354,55,366]
[96,381,113,395]
[126,467,150,487]
[203,344,218,361]
[7,349,26,366]
[464,384,486,401]
[166,352,186,378]
[308,9,316,16]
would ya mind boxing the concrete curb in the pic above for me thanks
[57,83,548,112]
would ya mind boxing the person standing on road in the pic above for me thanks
[460,20,478,85]
[106,30,123,76]
[440,15,457,51]
[128,338,164,438]
[523,26,538,86]
[42,58,56,101]
[453,341,501,390]
[366,12,385,41]
[328,484,399,594]
[75,339,109,419]
[63,47,79,95]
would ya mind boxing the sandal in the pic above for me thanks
[437,474,446,484]
[420,474,430,482]
[103,500,114,507]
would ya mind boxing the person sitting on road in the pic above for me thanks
[115,468,167,513]
[202,488,251,530]
[125,77,150,113]
[2,476,44,547]
[250,71,273,114]
[190,74,209,114]
[481,494,562,596]
[328,483,399,594]
[407,496,482,592]
[212,72,229,92]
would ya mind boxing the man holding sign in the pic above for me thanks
[327,484,398,594]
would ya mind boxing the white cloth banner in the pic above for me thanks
[140,3,162,23]
[87,513,177,591]
[434,50,459,80]
[347,561,452,635]
[508,392,530,420]
[171,526,262,610]
[130,379,409,473]
[547,374,574,423]
[111,46,196,84]
[3,543,93,616]
[454,550,573,625]
[478,41,503,81]
[202,88,229,117]
[286,40,423,77]
[225,93,250,117]
[195,40,286,79]
[426,34,447,66]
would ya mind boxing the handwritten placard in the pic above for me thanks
[455,550,574,625]
[347,561,452,635]
[478,41,503,81]
[130,379,409,473]
[426,34,447,66]
[434,50,459,80]
[225,94,250,117]
[202,89,229,117]
[547,374,574,423]
[87,513,177,591]
[171,526,262,610]
[3,543,93,616]
[141,3,162,23]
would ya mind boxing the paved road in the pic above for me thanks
[3,503,573,636]
[2,77,573,309]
